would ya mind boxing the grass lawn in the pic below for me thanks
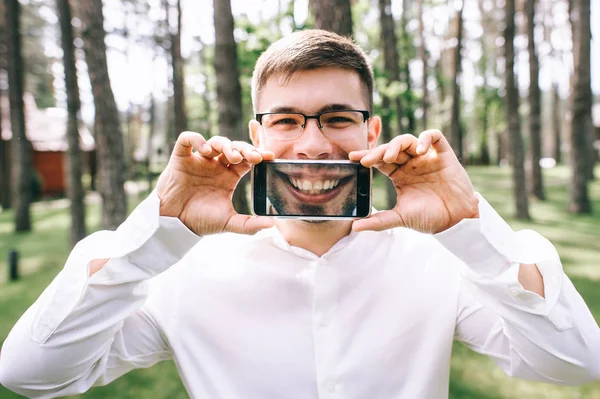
[1,166,599,398]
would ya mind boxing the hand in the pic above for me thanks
[155,132,275,236]
[348,129,479,234]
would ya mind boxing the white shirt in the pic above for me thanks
[0,192,599,399]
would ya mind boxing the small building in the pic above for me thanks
[1,93,95,197]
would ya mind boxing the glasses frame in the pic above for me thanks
[255,110,370,140]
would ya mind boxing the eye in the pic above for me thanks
[326,116,354,123]
[264,114,303,128]
[321,112,360,127]
[273,118,299,125]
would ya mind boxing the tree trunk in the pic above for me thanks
[171,0,187,150]
[477,0,491,166]
[449,4,464,162]
[378,0,402,209]
[400,0,415,134]
[213,0,249,214]
[379,97,397,209]
[551,86,562,164]
[198,36,212,137]
[79,0,127,229]
[378,0,404,134]
[0,4,10,210]
[418,0,428,131]
[58,0,87,246]
[146,93,155,194]
[568,0,592,213]
[5,0,32,231]
[311,0,353,37]
[434,58,446,107]
[496,131,504,166]
[504,0,530,220]
[0,97,10,210]
[526,0,544,200]
[480,97,491,165]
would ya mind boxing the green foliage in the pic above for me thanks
[235,13,280,126]
[19,2,55,108]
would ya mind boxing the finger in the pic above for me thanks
[172,131,209,158]
[417,129,452,155]
[232,141,265,164]
[384,134,419,163]
[207,137,243,164]
[359,144,389,168]
[372,160,398,177]
[255,148,276,160]
[348,149,370,161]
[216,153,230,166]
[383,149,412,165]
[352,210,404,233]
[228,159,253,177]
[225,214,275,235]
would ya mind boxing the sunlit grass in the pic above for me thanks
[1,166,599,398]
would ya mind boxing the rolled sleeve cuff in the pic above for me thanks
[434,193,565,318]
[90,190,201,281]
[434,193,516,278]
[32,191,201,343]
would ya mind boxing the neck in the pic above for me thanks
[275,219,353,257]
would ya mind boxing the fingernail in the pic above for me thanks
[202,144,210,152]
[417,143,425,153]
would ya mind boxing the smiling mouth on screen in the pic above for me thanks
[275,171,354,203]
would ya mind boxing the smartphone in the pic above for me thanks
[251,160,372,219]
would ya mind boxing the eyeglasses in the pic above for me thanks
[255,110,370,141]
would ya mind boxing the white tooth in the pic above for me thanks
[289,177,296,188]
[313,180,323,190]
[323,180,330,190]
[332,179,339,188]
[303,180,312,190]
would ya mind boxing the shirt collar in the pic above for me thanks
[247,224,363,260]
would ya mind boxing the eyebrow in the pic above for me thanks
[267,103,358,114]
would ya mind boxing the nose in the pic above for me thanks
[294,118,333,159]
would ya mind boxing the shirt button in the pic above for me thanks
[327,381,336,392]
[508,287,520,297]
[320,318,330,327]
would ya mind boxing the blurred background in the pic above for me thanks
[0,0,599,397]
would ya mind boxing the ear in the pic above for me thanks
[249,119,262,148]
[367,115,381,149]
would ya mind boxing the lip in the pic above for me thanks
[272,165,355,181]
[275,171,354,204]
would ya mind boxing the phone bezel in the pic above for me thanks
[251,159,372,220]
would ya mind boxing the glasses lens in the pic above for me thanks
[262,113,304,140]
[320,111,365,137]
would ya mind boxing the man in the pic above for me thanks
[1,30,599,398]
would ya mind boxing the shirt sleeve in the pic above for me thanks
[0,192,201,398]
[435,193,600,385]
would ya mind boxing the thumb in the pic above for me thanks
[352,210,404,233]
[225,214,275,235]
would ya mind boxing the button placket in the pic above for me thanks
[326,381,336,393]
[312,261,340,397]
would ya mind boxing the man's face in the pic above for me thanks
[250,68,380,218]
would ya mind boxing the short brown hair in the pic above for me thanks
[251,29,374,113]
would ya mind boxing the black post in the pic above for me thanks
[9,249,19,281]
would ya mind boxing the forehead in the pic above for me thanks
[256,68,366,113]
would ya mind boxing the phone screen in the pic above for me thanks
[252,161,371,219]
